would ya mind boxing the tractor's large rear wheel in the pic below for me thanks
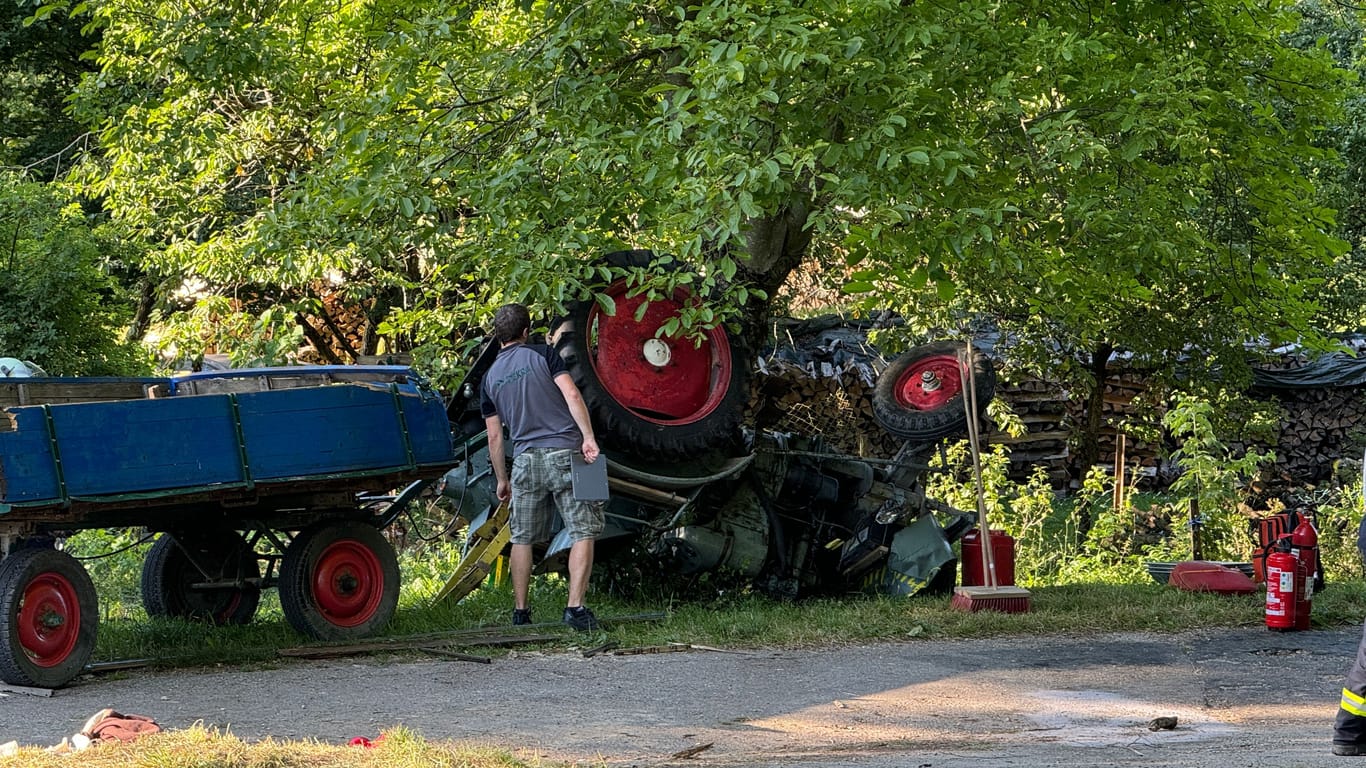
[555,250,748,461]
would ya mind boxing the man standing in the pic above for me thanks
[480,303,604,631]
[1334,512,1366,755]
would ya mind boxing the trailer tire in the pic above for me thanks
[141,532,261,626]
[0,548,97,688]
[872,341,995,442]
[279,521,399,641]
[555,250,748,460]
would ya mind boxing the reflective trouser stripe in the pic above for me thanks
[1342,688,1366,718]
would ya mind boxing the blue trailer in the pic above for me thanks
[0,366,454,688]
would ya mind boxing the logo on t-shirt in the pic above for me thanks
[490,365,531,393]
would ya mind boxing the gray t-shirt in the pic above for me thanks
[479,343,581,456]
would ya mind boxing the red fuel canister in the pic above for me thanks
[961,528,1016,587]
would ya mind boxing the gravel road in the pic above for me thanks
[0,625,1361,767]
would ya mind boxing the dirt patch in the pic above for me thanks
[0,626,1357,766]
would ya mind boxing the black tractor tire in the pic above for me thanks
[0,548,98,688]
[555,249,749,460]
[872,341,996,442]
[141,531,261,626]
[279,521,400,641]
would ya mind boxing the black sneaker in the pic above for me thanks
[1334,743,1366,756]
[512,608,532,626]
[562,605,600,632]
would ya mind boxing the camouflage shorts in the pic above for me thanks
[509,448,605,546]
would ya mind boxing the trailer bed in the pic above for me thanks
[0,382,451,515]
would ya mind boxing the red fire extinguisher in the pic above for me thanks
[1265,542,1298,632]
[1291,513,1318,631]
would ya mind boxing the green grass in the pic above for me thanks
[87,565,1366,672]
[69,515,1366,672]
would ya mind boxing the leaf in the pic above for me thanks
[593,293,616,316]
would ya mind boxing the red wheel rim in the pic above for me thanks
[587,280,733,425]
[311,540,384,628]
[17,573,81,668]
[893,353,964,411]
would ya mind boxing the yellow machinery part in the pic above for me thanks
[434,502,511,604]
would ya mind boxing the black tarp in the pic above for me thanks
[1252,352,1366,390]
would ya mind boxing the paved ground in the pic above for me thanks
[0,625,1362,767]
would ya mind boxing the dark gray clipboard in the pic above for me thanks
[570,453,609,501]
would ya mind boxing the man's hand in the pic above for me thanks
[581,437,600,463]
[495,479,511,503]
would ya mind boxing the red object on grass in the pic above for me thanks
[1168,561,1257,595]
[961,528,1016,587]
[1290,516,1318,630]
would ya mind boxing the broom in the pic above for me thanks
[950,339,1031,613]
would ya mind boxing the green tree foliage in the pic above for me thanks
[50,0,1352,389]
[0,171,148,374]
[0,0,96,175]
[1291,1,1366,333]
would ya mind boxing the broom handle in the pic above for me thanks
[962,340,997,588]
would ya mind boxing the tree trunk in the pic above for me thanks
[123,277,158,343]
[736,200,813,345]
[1073,341,1113,539]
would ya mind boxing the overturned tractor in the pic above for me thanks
[439,252,995,602]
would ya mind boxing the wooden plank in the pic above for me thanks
[990,430,1071,445]
[0,379,164,409]
[278,633,560,659]
[0,683,53,698]
[419,648,493,664]
[85,658,153,674]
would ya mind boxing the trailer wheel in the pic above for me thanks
[141,532,261,626]
[872,341,995,442]
[279,521,399,641]
[555,250,748,460]
[0,548,97,688]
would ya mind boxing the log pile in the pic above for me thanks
[296,286,379,364]
[982,377,1071,484]
[1236,386,1366,486]
[748,355,902,459]
[978,371,1162,485]
[1071,373,1164,476]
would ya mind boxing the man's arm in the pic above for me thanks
[484,414,511,502]
[554,373,600,463]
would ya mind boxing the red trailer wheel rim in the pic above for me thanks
[587,280,733,425]
[17,573,81,668]
[311,540,384,627]
[893,353,963,411]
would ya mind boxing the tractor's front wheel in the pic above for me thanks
[872,341,995,442]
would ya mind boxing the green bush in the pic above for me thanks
[0,172,149,375]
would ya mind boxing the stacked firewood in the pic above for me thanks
[748,355,902,458]
[1073,373,1164,474]
[1234,386,1366,486]
[981,377,1071,484]
[296,286,378,364]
